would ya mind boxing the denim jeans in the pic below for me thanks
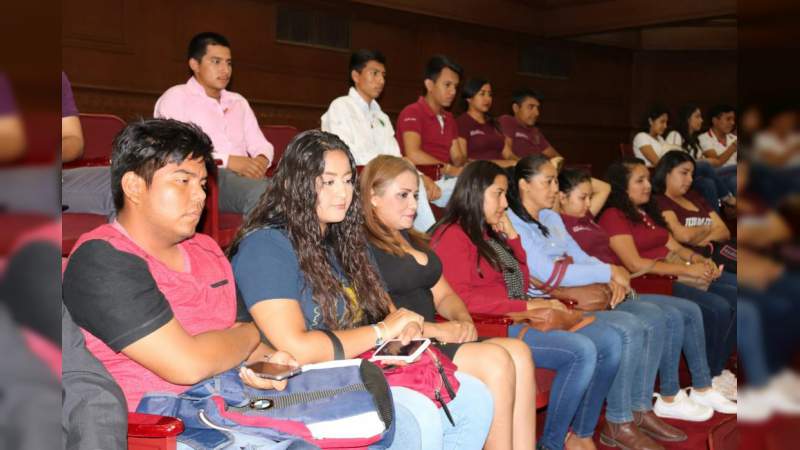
[738,299,771,388]
[510,320,621,449]
[593,301,665,423]
[388,372,493,450]
[412,175,437,232]
[637,294,713,396]
[672,280,736,376]
[692,160,733,212]
[715,165,737,196]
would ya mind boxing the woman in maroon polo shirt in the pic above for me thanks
[456,78,518,168]
[651,150,735,273]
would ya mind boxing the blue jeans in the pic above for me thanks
[693,160,733,212]
[510,321,621,449]
[388,372,493,450]
[593,301,665,423]
[738,299,771,388]
[412,176,437,232]
[672,280,736,376]
[637,294,713,396]
[714,165,737,196]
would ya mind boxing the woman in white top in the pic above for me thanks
[665,104,736,212]
[632,106,673,167]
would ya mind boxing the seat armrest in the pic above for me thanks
[128,412,184,438]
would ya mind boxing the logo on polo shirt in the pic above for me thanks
[470,129,486,137]
[515,132,530,140]
[572,225,594,233]
[685,217,712,227]
[403,117,417,122]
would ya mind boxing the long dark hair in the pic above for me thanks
[603,157,667,228]
[461,77,500,132]
[651,150,695,195]
[671,104,703,158]
[639,104,669,133]
[505,154,552,237]
[228,130,391,329]
[558,168,591,195]
[430,161,514,272]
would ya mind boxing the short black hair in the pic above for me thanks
[424,55,463,84]
[708,104,735,121]
[187,32,231,62]
[511,88,542,107]
[111,119,216,212]
[349,49,386,86]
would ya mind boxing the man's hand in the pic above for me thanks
[421,174,442,201]
[228,155,269,179]
[239,350,299,391]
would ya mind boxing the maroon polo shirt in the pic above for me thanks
[396,96,458,163]
[456,113,505,161]
[498,114,551,157]
[598,208,670,264]
[655,191,714,229]
[560,213,616,264]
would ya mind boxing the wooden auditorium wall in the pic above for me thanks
[62,0,730,174]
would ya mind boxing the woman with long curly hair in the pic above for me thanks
[229,130,493,450]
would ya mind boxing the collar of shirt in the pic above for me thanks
[186,76,235,109]
[348,87,381,117]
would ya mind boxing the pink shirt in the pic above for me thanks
[154,77,274,168]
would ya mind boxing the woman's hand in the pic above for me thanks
[685,263,715,282]
[396,321,424,344]
[493,212,519,239]
[608,281,627,309]
[609,265,631,290]
[239,350,299,391]
[434,320,477,344]
[383,307,425,340]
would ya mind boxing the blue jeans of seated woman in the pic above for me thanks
[510,320,621,449]
[592,301,665,424]
[693,160,733,212]
[388,372,493,450]
[738,299,771,388]
[672,281,736,377]
[636,294,712,396]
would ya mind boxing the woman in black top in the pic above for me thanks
[362,155,536,450]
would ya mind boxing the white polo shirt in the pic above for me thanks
[698,129,737,167]
[632,132,667,166]
[320,87,401,166]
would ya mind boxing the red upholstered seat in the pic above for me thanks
[619,143,634,158]
[62,213,108,256]
[128,412,184,450]
[63,113,126,168]
[263,125,299,177]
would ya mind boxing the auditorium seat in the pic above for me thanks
[619,143,634,158]
[263,125,299,177]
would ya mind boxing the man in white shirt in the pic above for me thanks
[698,104,737,194]
[321,49,436,231]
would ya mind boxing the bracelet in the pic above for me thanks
[264,353,274,362]
[372,323,385,346]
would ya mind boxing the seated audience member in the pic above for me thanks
[599,158,737,397]
[632,105,670,167]
[361,155,535,450]
[558,168,737,421]
[664,104,736,212]
[154,32,273,215]
[498,89,562,167]
[430,160,622,450]
[456,78,517,168]
[697,104,737,193]
[62,119,293,414]
[506,155,717,447]
[61,72,84,163]
[652,151,735,273]
[0,73,25,163]
[396,55,467,207]
[321,49,437,231]
[229,130,493,450]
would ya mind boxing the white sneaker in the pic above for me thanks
[653,389,714,422]
[764,379,800,415]
[690,387,737,414]
[737,388,774,423]
[712,372,738,401]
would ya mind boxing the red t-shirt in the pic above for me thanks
[655,191,713,229]
[456,113,505,161]
[431,223,528,315]
[64,223,237,409]
[560,213,617,264]
[598,208,670,264]
[396,97,459,163]
[498,114,551,157]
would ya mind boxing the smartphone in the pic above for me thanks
[245,361,302,381]
[371,338,431,363]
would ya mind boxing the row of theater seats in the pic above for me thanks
[61,113,678,450]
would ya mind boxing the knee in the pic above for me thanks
[482,345,517,387]
[504,338,536,372]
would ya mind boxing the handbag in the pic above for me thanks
[136,359,395,449]
[531,254,613,311]
[322,329,461,427]
[700,240,737,274]
[505,307,594,332]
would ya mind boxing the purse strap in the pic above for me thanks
[533,254,573,294]
[320,329,345,360]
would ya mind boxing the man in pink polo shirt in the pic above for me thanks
[154,32,274,214]
[396,55,467,206]
[498,88,562,163]
[63,119,294,411]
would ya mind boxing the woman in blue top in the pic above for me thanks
[228,130,493,450]
[505,155,689,449]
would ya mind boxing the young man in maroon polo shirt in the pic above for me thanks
[499,88,563,165]
[396,55,467,206]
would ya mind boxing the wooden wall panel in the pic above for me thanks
[62,0,734,176]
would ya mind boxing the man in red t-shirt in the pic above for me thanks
[396,55,466,205]
[498,88,562,163]
[63,119,293,410]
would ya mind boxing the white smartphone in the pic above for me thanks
[371,338,431,363]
